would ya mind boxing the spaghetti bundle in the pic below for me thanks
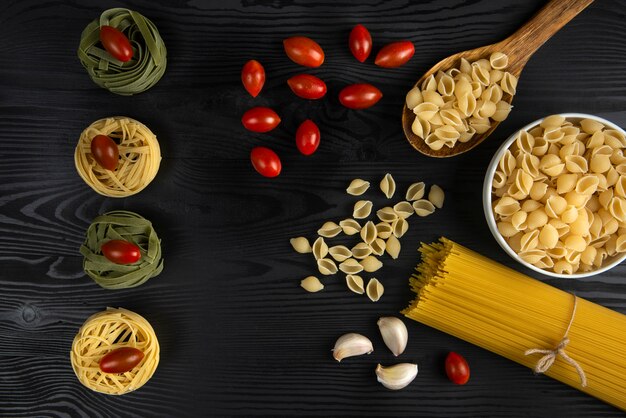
[77,8,167,95]
[70,308,160,395]
[74,117,161,197]
[403,238,626,411]
[80,210,164,289]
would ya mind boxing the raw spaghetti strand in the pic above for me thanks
[74,116,161,197]
[402,238,626,411]
[77,8,167,95]
[71,308,160,395]
[80,210,164,289]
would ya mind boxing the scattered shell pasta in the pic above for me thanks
[366,278,384,302]
[406,182,426,201]
[492,116,626,274]
[318,221,342,238]
[339,218,361,235]
[376,222,393,239]
[351,242,373,259]
[290,237,311,253]
[413,200,436,217]
[370,238,386,256]
[346,274,365,294]
[301,276,324,292]
[428,185,445,209]
[329,245,352,262]
[386,235,401,259]
[377,207,398,223]
[361,221,378,244]
[393,202,414,219]
[360,256,383,272]
[409,52,517,150]
[353,200,373,219]
[339,258,364,274]
[380,174,396,199]
[346,179,370,196]
[392,217,409,238]
[312,237,329,260]
[317,258,338,275]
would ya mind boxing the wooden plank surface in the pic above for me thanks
[1,0,626,416]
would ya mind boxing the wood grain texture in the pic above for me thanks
[1,0,626,416]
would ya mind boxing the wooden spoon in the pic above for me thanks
[402,0,594,158]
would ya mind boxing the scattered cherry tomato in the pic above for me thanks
[349,24,372,62]
[375,41,415,68]
[445,352,470,385]
[90,135,119,171]
[241,60,265,98]
[242,107,281,133]
[283,36,325,67]
[250,147,281,178]
[101,240,141,265]
[99,25,133,62]
[296,120,320,155]
[287,74,327,100]
[338,84,382,109]
[99,347,145,373]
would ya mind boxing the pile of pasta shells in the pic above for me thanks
[292,173,444,301]
[491,115,626,274]
[406,52,517,151]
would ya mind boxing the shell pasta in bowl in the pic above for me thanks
[483,113,626,278]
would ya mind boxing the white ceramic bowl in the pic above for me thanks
[483,113,626,278]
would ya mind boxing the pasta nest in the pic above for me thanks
[74,116,161,197]
[77,8,167,95]
[80,210,164,289]
[71,308,160,395]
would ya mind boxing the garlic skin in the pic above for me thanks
[377,317,408,357]
[375,363,418,390]
[332,333,373,362]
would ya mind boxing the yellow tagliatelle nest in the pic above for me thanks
[74,116,161,197]
[70,307,160,395]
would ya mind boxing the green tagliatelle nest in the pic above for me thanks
[80,211,164,289]
[77,8,167,95]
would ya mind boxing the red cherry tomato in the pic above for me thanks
[101,240,141,265]
[242,107,281,133]
[91,135,119,171]
[99,25,133,62]
[445,352,470,385]
[99,347,145,373]
[283,36,325,68]
[338,84,382,109]
[250,147,281,178]
[241,60,265,98]
[287,74,327,100]
[375,41,415,68]
[296,120,320,155]
[349,24,372,62]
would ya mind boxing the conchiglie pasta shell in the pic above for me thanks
[377,207,398,223]
[339,258,364,274]
[386,235,401,259]
[353,200,373,219]
[361,221,377,244]
[489,52,509,70]
[301,276,324,292]
[369,238,386,256]
[406,182,426,201]
[413,199,436,217]
[380,174,396,199]
[366,278,384,302]
[351,242,373,259]
[428,185,445,209]
[346,179,370,196]
[360,256,383,273]
[392,218,409,238]
[345,274,365,294]
[290,237,311,253]
[318,221,342,238]
[406,87,423,109]
[312,237,328,260]
[329,245,352,262]
[340,218,361,235]
[393,201,414,219]
[317,258,338,275]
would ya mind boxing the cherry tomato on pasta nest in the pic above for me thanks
[99,347,145,373]
[283,36,325,67]
[338,84,382,109]
[99,25,133,62]
[445,352,470,385]
[242,107,281,133]
[91,135,119,171]
[251,147,282,178]
[296,120,320,155]
[287,74,327,99]
[349,24,372,62]
[241,60,265,98]
[101,240,141,265]
[375,41,415,68]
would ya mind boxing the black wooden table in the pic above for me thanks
[2,0,626,416]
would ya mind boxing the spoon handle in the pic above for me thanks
[501,0,594,73]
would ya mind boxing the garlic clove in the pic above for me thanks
[377,317,408,356]
[332,333,373,362]
[375,363,418,390]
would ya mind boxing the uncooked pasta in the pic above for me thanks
[75,117,161,197]
[80,210,164,289]
[403,238,626,411]
[77,8,167,95]
[71,307,159,395]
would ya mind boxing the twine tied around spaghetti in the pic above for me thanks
[524,295,587,387]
